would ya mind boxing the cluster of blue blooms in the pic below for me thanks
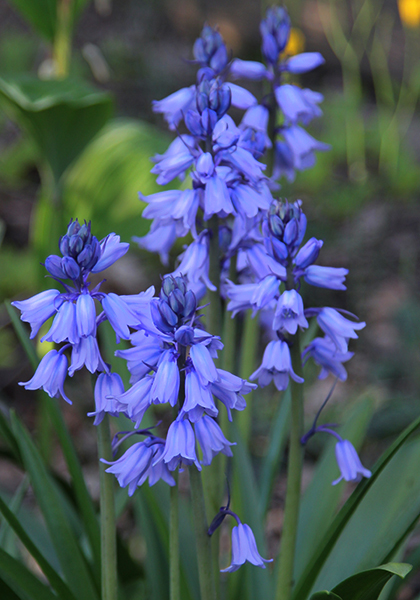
[136,6,329,300]
[12,6,371,575]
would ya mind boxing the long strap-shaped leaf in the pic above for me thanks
[10,413,99,600]
[292,413,420,600]
[6,301,101,569]
[0,547,58,600]
[0,493,76,600]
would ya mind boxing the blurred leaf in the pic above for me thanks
[0,248,38,300]
[330,563,411,600]
[62,117,174,241]
[230,424,272,600]
[6,0,90,43]
[10,413,100,600]
[295,394,375,582]
[0,547,58,600]
[0,493,76,600]
[0,74,113,183]
[292,412,420,600]
[311,435,420,592]
[258,387,290,516]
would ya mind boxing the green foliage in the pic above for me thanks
[6,0,90,43]
[0,74,113,184]
[62,117,173,241]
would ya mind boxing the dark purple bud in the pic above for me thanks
[61,256,81,280]
[183,290,197,319]
[68,234,84,256]
[294,237,323,269]
[201,108,217,136]
[193,38,207,63]
[162,275,175,298]
[262,33,278,64]
[45,255,67,279]
[185,110,204,137]
[151,301,174,333]
[67,219,80,237]
[174,276,187,295]
[175,325,194,346]
[283,219,298,245]
[168,289,185,315]
[209,44,228,73]
[271,238,288,262]
[158,301,178,327]
[59,235,69,256]
[77,240,98,269]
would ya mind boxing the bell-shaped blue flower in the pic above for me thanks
[157,418,201,471]
[12,290,63,339]
[20,350,71,404]
[251,340,303,391]
[195,415,235,465]
[221,523,272,572]
[273,290,308,334]
[332,439,371,486]
[88,372,125,425]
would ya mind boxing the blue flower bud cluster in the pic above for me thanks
[230,5,330,184]
[136,7,330,303]
[12,220,145,406]
[102,274,256,493]
[226,199,366,388]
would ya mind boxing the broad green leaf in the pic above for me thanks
[0,494,76,600]
[294,394,375,582]
[10,413,99,600]
[0,74,113,183]
[292,412,420,600]
[6,0,90,43]
[0,547,58,600]
[310,436,420,592]
[331,563,411,600]
[62,117,174,242]
[258,387,291,516]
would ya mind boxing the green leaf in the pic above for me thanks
[6,0,90,42]
[292,412,420,600]
[258,388,291,516]
[0,547,58,600]
[310,592,342,600]
[0,493,77,600]
[230,424,272,600]
[0,74,113,183]
[62,117,174,242]
[294,394,375,582]
[10,413,99,600]
[330,563,412,600]
[310,435,420,592]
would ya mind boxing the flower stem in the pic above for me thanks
[207,215,222,338]
[97,414,118,600]
[275,331,304,600]
[237,310,259,443]
[189,467,217,600]
[54,0,72,78]
[170,472,180,600]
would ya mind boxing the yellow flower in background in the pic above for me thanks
[283,27,306,56]
[37,336,55,357]
[398,0,420,27]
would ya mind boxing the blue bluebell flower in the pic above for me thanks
[221,523,273,572]
[20,349,71,404]
[273,290,308,334]
[302,336,354,381]
[316,308,366,353]
[194,415,235,465]
[103,437,175,494]
[88,372,125,425]
[303,265,348,290]
[251,340,304,390]
[332,439,371,485]
[157,418,202,471]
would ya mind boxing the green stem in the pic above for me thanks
[275,332,304,600]
[170,472,180,600]
[54,0,72,78]
[207,215,222,337]
[97,414,118,600]
[189,468,217,600]
[236,311,259,443]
